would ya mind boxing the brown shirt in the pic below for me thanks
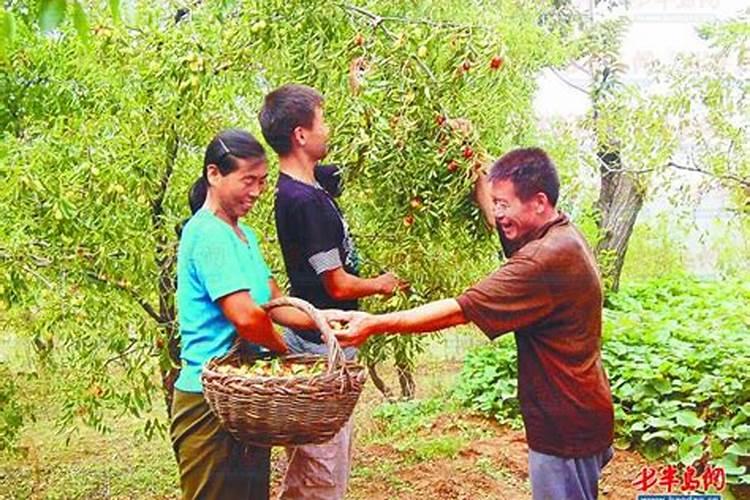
[456,213,614,458]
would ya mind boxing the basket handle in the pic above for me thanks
[262,297,346,374]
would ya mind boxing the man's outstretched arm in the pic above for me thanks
[335,299,468,347]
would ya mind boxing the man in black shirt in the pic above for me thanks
[259,83,406,499]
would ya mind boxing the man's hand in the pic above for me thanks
[375,272,409,296]
[473,169,496,230]
[319,309,356,342]
[334,311,381,347]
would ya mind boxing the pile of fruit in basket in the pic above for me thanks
[215,358,328,378]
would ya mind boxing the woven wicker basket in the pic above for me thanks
[201,297,367,447]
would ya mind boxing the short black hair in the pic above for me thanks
[258,84,323,156]
[487,148,560,206]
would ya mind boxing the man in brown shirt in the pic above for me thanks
[336,148,615,500]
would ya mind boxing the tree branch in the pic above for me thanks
[85,271,165,324]
[340,4,484,31]
[593,153,656,175]
[550,67,590,95]
[590,153,750,189]
[103,339,139,368]
[667,161,750,189]
[151,126,180,229]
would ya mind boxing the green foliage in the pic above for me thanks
[698,8,750,56]
[456,274,750,487]
[38,0,67,33]
[0,0,574,443]
[605,275,750,486]
[0,0,286,439]
[454,336,521,428]
[0,364,33,452]
[620,214,687,283]
[371,398,447,435]
[712,216,750,278]
[369,398,467,462]
[0,0,119,43]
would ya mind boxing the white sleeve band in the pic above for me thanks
[308,248,343,275]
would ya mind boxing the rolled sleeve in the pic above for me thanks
[309,248,343,275]
[456,255,553,339]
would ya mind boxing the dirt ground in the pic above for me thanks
[347,413,657,500]
[266,356,665,500]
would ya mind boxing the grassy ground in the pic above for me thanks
[0,330,486,499]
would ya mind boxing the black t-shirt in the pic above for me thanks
[274,168,360,343]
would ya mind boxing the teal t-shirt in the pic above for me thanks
[175,208,273,393]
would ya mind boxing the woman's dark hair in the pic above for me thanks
[487,148,560,207]
[189,129,266,214]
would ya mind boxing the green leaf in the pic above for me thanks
[712,455,746,476]
[72,2,90,45]
[675,410,705,429]
[710,439,725,458]
[643,430,672,442]
[39,0,67,33]
[630,421,648,433]
[725,442,750,457]
[646,416,673,429]
[109,0,121,24]
[1,9,16,46]
[679,434,704,449]
[678,446,704,466]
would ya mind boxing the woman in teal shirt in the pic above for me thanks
[171,129,330,500]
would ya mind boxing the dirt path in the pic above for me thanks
[346,412,655,500]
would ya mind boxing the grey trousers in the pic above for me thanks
[279,329,358,499]
[528,446,614,500]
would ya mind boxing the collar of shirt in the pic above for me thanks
[502,212,569,258]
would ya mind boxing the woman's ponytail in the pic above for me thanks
[188,176,208,215]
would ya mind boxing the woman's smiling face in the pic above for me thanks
[209,157,269,219]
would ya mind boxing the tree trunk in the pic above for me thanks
[157,248,179,417]
[152,128,181,418]
[595,149,645,293]
[395,359,415,400]
[366,361,394,400]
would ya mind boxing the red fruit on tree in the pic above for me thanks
[436,114,446,127]
[461,60,471,73]
[490,55,503,70]
[462,146,474,159]
[354,34,365,46]
[403,215,414,227]
[410,196,423,209]
[447,160,459,173]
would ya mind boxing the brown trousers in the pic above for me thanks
[170,389,270,500]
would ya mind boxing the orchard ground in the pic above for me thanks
[2,329,680,500]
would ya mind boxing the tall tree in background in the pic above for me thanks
[545,4,749,292]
